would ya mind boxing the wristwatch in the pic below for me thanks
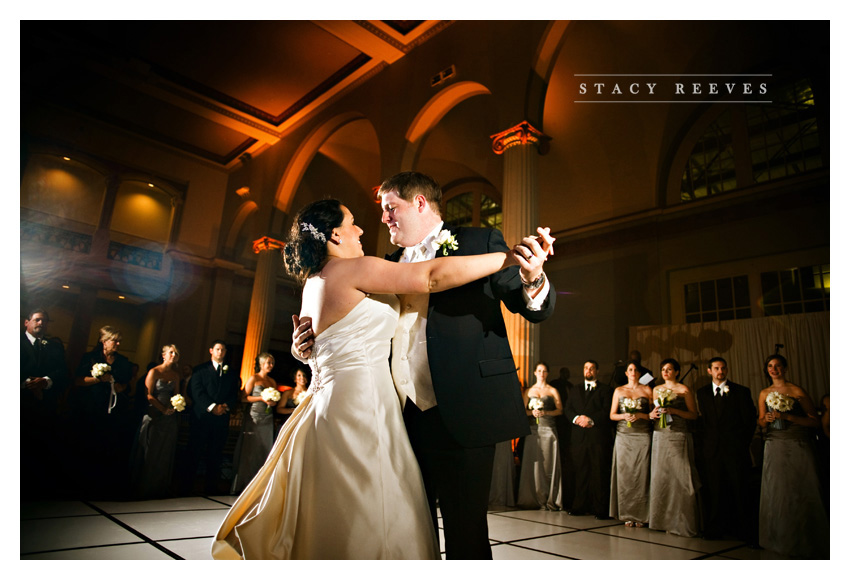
[522,272,546,291]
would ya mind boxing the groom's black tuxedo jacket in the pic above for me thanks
[388,225,555,447]
[696,381,756,461]
[189,360,240,421]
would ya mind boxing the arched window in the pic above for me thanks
[443,182,502,230]
[677,77,823,203]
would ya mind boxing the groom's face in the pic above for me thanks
[381,190,429,248]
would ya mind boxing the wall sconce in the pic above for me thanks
[236,187,250,198]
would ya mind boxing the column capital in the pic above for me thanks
[252,236,285,253]
[490,121,551,155]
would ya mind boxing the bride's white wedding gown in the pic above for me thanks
[212,295,440,559]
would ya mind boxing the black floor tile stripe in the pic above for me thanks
[81,500,185,560]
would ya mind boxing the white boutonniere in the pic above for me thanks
[720,384,730,396]
[40,339,49,347]
[222,365,229,374]
[432,229,459,256]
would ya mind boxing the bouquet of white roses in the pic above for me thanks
[622,397,638,428]
[171,394,186,412]
[766,391,794,430]
[261,387,282,414]
[293,390,308,406]
[91,363,111,379]
[654,388,677,429]
[529,397,545,424]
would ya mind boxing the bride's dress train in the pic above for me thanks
[212,295,439,559]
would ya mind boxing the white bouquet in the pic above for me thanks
[654,388,677,429]
[91,363,111,379]
[293,391,308,406]
[766,391,794,430]
[261,387,281,414]
[171,394,186,412]
[529,397,545,424]
[622,397,638,427]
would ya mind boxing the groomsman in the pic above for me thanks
[696,357,757,544]
[20,309,69,497]
[564,360,614,519]
[187,340,241,495]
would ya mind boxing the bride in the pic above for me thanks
[212,199,553,559]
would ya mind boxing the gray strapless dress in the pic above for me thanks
[131,379,179,498]
[517,396,562,510]
[759,399,829,558]
[648,398,701,537]
[230,381,275,494]
[609,396,651,523]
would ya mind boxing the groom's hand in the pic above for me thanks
[292,315,315,360]
[514,227,555,297]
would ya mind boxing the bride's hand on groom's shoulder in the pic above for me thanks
[292,315,315,359]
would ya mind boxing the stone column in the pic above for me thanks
[240,236,285,386]
[490,121,551,387]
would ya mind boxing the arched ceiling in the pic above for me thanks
[21,20,451,169]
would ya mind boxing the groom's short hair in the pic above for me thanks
[378,171,442,216]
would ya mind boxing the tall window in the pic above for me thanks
[747,79,823,183]
[760,264,829,316]
[680,110,736,202]
[443,188,502,230]
[678,76,823,203]
[684,275,751,323]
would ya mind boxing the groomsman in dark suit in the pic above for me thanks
[20,309,69,497]
[187,340,241,495]
[564,360,614,519]
[696,357,757,544]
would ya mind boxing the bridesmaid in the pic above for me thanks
[757,354,828,558]
[516,362,563,511]
[131,344,182,498]
[608,360,653,527]
[231,353,279,494]
[647,358,701,537]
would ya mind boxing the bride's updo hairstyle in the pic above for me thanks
[283,199,344,283]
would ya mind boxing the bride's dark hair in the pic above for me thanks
[283,199,344,283]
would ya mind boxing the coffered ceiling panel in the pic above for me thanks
[21,20,450,168]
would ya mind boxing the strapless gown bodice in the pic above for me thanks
[213,295,439,559]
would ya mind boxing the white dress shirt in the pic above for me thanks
[391,221,550,410]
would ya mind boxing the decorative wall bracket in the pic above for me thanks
[490,121,551,155]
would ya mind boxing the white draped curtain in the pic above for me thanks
[629,312,830,408]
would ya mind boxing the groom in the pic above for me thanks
[293,171,555,558]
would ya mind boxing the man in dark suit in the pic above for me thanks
[20,308,69,497]
[564,359,614,519]
[292,171,555,559]
[696,357,757,544]
[187,339,241,495]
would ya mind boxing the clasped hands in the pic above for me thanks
[211,403,230,416]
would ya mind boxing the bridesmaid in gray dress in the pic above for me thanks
[757,354,828,558]
[231,353,279,494]
[517,362,563,511]
[131,344,182,498]
[648,358,701,537]
[608,361,653,526]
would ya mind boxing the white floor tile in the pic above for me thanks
[594,524,742,553]
[22,542,174,560]
[112,508,228,541]
[159,537,216,560]
[486,513,574,542]
[514,530,703,560]
[91,496,227,514]
[492,543,570,560]
[21,515,141,554]
[21,500,99,519]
